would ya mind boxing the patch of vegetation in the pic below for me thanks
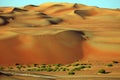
[46,67,53,72]
[68,71,75,75]
[98,69,106,74]
[79,65,86,69]
[71,65,86,71]
[106,64,113,67]
[16,65,22,71]
[54,64,62,67]
[86,65,91,68]
[73,63,80,66]
[40,64,46,68]
[62,68,67,71]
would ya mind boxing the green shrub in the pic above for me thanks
[86,66,91,68]
[72,65,85,71]
[79,65,86,69]
[16,65,22,70]
[41,65,46,68]
[68,71,75,75]
[46,68,53,72]
[73,63,80,66]
[98,69,106,74]
[62,68,67,71]
[54,64,62,67]
[107,64,113,67]
[40,68,46,71]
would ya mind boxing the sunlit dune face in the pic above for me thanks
[0,2,120,66]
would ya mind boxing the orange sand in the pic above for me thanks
[0,2,120,66]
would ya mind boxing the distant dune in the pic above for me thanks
[0,2,120,66]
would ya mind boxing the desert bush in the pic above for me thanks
[41,65,46,68]
[68,71,75,75]
[79,65,86,69]
[73,63,80,66]
[62,68,67,71]
[98,69,106,74]
[16,65,22,70]
[107,64,113,67]
[72,65,85,71]
[86,66,91,68]
[39,68,46,71]
[46,67,53,72]
[54,64,62,67]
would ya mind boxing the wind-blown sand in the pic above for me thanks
[0,2,120,66]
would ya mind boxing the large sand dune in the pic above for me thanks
[0,3,120,66]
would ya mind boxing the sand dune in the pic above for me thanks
[0,3,120,65]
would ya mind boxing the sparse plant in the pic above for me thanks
[62,68,67,71]
[98,69,106,74]
[68,71,75,75]
[41,65,46,68]
[16,65,22,71]
[73,63,80,66]
[79,65,86,69]
[107,64,113,67]
[54,64,62,67]
[86,66,91,68]
[46,67,53,72]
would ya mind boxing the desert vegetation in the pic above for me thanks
[0,60,119,76]
[98,69,106,74]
